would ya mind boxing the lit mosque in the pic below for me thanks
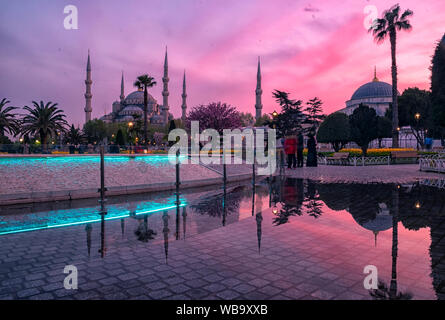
[337,68,397,117]
[83,50,264,126]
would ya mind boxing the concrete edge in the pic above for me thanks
[0,173,257,206]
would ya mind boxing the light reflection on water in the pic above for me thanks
[1,177,445,299]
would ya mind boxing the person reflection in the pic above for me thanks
[134,214,157,242]
[272,178,304,226]
[304,180,322,219]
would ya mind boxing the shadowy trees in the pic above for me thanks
[316,112,350,151]
[431,34,445,144]
[349,104,379,156]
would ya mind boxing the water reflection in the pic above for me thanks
[2,177,445,299]
[268,178,445,300]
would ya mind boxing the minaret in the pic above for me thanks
[120,71,125,102]
[181,70,187,122]
[162,47,170,125]
[84,50,93,123]
[255,57,263,121]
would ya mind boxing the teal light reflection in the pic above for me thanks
[0,201,186,236]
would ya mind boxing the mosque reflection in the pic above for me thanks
[78,177,445,299]
[268,177,445,300]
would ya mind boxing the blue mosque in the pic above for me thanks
[83,49,184,126]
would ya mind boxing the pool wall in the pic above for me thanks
[0,154,255,205]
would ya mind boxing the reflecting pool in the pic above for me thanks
[1,178,445,300]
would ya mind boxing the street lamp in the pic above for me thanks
[414,113,421,150]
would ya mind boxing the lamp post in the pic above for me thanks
[414,113,420,150]
[128,122,134,154]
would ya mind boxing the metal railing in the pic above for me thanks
[419,158,445,174]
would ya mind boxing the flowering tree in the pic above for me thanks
[186,102,242,134]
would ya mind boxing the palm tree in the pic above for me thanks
[21,101,68,151]
[369,4,413,148]
[134,75,157,145]
[0,98,19,138]
[65,124,86,145]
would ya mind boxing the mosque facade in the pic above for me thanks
[83,50,263,126]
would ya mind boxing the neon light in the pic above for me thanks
[0,203,186,236]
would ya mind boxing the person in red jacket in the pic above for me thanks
[284,135,297,169]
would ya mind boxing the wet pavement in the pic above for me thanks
[1,177,445,300]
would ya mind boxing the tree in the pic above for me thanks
[115,129,125,146]
[430,34,445,143]
[304,97,324,132]
[349,104,379,156]
[369,4,413,148]
[21,101,68,150]
[397,88,432,148]
[316,112,350,152]
[270,90,304,138]
[65,125,86,145]
[376,116,392,148]
[134,74,157,145]
[186,102,242,134]
[239,112,255,127]
[168,119,177,146]
[254,114,271,127]
[0,98,19,138]
[83,119,108,144]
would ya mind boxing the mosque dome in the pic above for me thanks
[351,81,393,100]
[119,105,143,116]
[150,114,164,124]
[124,90,157,105]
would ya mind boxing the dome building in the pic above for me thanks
[92,48,176,125]
[338,68,397,116]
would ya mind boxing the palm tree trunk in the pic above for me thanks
[390,30,399,148]
[390,187,399,299]
[144,87,148,146]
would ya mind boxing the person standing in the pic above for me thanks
[284,135,297,169]
[297,133,304,168]
[306,133,318,167]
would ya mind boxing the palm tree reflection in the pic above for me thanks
[369,188,412,300]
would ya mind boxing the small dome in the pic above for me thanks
[119,105,143,116]
[351,81,393,100]
[119,115,134,122]
[125,90,157,105]
[150,114,164,124]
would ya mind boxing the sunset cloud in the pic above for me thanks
[0,0,444,126]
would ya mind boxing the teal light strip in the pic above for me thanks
[0,203,186,236]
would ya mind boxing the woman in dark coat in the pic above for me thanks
[306,134,318,167]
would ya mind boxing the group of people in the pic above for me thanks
[283,133,317,169]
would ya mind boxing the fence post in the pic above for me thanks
[98,144,107,258]
[175,149,181,192]
[252,147,256,188]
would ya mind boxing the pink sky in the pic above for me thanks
[0,0,444,126]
